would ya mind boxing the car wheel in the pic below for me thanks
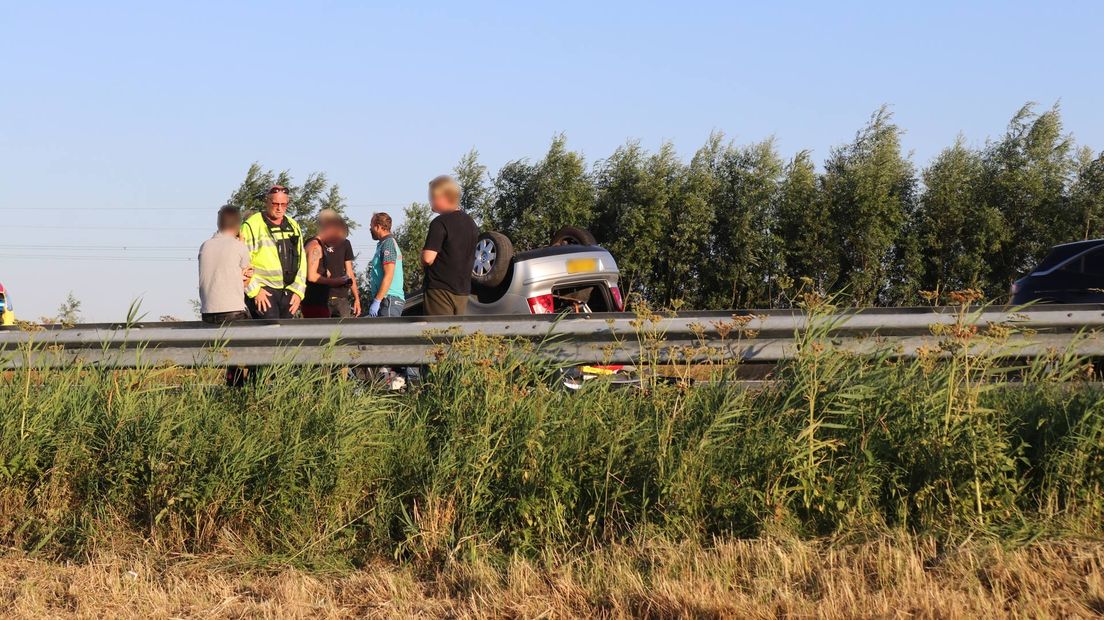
[551,225,597,246]
[472,231,514,287]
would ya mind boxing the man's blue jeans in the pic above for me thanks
[374,296,408,383]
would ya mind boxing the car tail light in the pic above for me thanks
[527,294,555,314]
[610,286,624,311]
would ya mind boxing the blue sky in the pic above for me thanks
[1,1,1101,321]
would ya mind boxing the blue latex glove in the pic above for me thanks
[368,299,382,317]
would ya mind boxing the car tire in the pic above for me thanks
[551,225,597,246]
[472,231,514,287]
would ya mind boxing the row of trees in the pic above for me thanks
[389,103,1104,308]
[225,103,1104,309]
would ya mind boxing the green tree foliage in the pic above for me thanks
[454,148,493,226]
[777,150,836,293]
[655,136,719,307]
[982,104,1076,288]
[885,197,924,305]
[446,101,1094,309]
[822,107,917,305]
[226,163,353,237]
[702,138,784,308]
[485,159,534,235]
[391,202,434,293]
[914,137,1005,293]
[488,135,595,251]
[53,291,82,325]
[1071,147,1104,240]
[593,141,678,297]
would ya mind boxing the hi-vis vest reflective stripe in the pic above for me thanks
[241,212,307,298]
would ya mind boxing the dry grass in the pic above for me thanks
[2,538,1103,619]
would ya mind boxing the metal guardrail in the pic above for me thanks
[2,305,1104,368]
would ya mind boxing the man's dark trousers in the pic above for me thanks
[424,288,469,316]
[247,287,295,319]
[201,310,251,386]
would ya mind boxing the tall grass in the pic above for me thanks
[1,305,1103,569]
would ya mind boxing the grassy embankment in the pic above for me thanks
[1,298,1102,616]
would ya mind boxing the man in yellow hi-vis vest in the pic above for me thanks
[240,185,307,319]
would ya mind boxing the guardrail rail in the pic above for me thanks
[2,306,1104,368]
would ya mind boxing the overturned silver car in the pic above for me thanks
[404,226,623,316]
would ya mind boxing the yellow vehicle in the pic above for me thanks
[0,282,15,326]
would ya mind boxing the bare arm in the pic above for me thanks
[421,249,438,267]
[347,259,362,316]
[239,244,253,289]
[307,240,349,287]
[346,260,360,302]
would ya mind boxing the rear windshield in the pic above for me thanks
[552,282,613,313]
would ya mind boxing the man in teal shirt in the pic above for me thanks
[366,212,405,317]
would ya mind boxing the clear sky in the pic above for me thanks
[1,1,1101,321]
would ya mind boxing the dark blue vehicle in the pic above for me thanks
[1012,239,1104,304]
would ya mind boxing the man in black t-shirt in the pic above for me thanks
[302,212,359,318]
[324,220,360,317]
[421,175,479,316]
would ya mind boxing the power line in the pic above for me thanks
[5,244,198,250]
[0,254,196,262]
[0,242,379,262]
[11,225,388,232]
[11,222,210,230]
[0,203,407,212]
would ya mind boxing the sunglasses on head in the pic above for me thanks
[267,186,289,195]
